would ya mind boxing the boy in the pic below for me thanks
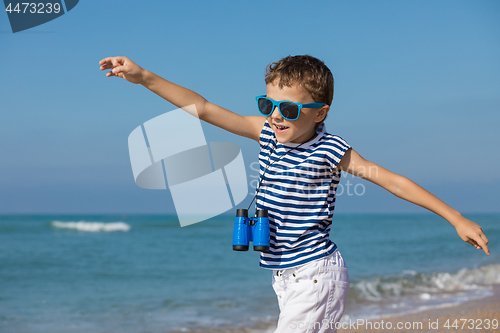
[99,55,490,333]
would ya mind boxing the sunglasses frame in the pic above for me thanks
[256,95,328,121]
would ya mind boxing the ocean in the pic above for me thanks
[0,213,499,333]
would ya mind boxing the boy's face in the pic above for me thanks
[266,81,329,144]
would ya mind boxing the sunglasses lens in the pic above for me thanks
[279,103,299,120]
[258,98,274,115]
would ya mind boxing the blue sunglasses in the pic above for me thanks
[256,95,328,121]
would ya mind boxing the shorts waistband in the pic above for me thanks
[273,250,343,277]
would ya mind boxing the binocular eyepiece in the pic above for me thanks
[232,209,270,252]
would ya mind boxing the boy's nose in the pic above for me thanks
[270,106,282,119]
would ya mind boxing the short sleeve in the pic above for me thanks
[324,135,351,172]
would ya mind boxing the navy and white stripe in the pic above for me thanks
[257,119,350,270]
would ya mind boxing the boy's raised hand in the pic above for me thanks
[99,56,145,84]
[454,216,490,255]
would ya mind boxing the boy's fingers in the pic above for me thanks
[100,63,112,70]
[99,58,113,65]
[478,235,490,255]
[112,66,124,75]
[99,56,126,68]
[481,232,489,245]
[470,235,490,255]
[112,56,127,63]
[99,57,117,66]
[468,238,478,246]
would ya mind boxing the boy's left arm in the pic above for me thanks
[336,148,490,255]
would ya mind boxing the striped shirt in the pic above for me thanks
[256,119,351,270]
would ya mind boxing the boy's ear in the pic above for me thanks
[315,105,330,123]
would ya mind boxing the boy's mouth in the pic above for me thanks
[274,123,289,134]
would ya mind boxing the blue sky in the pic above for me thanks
[1,0,499,214]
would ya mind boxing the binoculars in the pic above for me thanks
[232,209,270,252]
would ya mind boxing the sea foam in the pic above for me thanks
[351,263,500,302]
[51,221,131,232]
[343,263,500,321]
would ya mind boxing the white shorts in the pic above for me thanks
[272,250,349,333]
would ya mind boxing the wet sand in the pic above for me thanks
[338,285,500,333]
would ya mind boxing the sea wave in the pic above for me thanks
[341,263,500,321]
[351,263,500,302]
[50,221,131,232]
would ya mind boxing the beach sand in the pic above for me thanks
[168,286,500,333]
[338,285,500,333]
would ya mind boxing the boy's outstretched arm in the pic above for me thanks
[336,148,490,255]
[99,56,265,142]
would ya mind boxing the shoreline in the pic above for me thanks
[338,285,500,333]
[167,286,500,333]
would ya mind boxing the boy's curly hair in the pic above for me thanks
[264,55,333,127]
